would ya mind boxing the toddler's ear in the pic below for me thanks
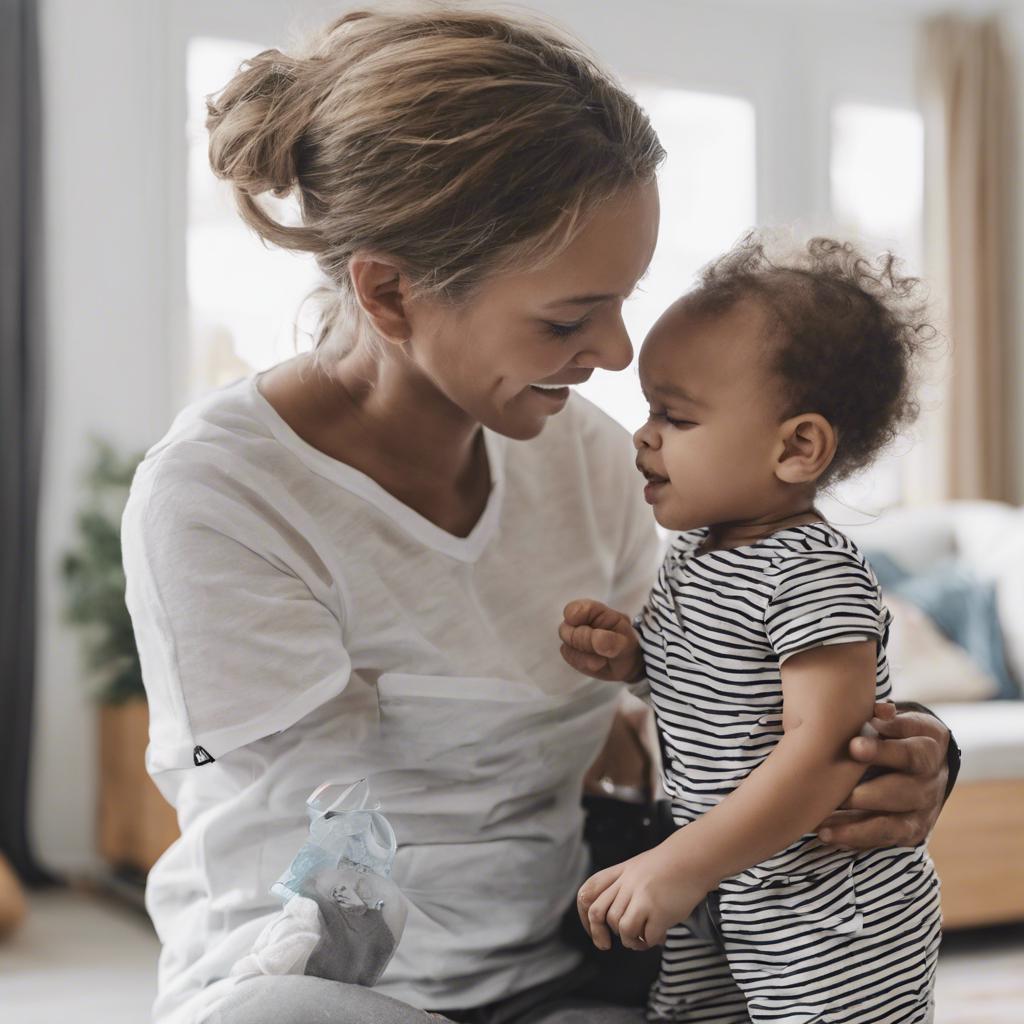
[774,413,836,485]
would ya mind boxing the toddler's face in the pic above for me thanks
[633,297,788,532]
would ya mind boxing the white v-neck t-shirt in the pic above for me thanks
[121,376,661,1023]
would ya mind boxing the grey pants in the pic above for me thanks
[207,969,646,1024]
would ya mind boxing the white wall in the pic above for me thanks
[32,0,1024,872]
[34,0,172,872]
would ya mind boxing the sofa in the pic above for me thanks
[846,500,1024,929]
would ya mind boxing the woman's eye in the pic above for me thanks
[544,318,589,339]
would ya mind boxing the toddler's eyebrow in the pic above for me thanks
[652,382,706,406]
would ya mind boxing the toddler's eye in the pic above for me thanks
[543,318,589,339]
[649,409,695,429]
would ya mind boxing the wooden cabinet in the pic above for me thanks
[98,701,179,874]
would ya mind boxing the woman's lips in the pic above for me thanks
[528,384,571,404]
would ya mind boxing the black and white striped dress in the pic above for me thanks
[634,523,941,1024]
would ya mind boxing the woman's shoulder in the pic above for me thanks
[124,376,307,544]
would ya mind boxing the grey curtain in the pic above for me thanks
[0,0,50,884]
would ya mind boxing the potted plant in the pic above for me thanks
[62,440,179,878]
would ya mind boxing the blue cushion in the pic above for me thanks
[864,550,1020,700]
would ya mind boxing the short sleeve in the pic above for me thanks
[122,450,352,773]
[764,551,889,664]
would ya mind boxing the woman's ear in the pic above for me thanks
[774,413,837,485]
[347,254,412,344]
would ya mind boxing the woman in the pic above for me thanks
[123,9,954,1024]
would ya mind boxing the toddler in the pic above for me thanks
[560,235,942,1023]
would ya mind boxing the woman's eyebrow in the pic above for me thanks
[544,292,618,307]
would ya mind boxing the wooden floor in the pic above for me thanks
[934,922,1024,1023]
[1,890,1021,1022]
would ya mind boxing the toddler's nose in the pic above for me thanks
[633,419,658,450]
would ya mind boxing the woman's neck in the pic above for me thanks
[322,346,484,488]
[258,350,492,538]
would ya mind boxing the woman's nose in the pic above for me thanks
[578,319,633,373]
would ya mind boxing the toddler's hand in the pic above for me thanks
[576,845,707,951]
[559,600,644,683]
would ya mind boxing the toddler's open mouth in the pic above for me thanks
[638,466,669,503]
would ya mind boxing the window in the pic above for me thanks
[824,103,924,517]
[578,87,757,433]
[186,38,323,399]
[831,103,924,267]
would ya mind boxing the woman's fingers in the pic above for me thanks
[872,700,898,721]
[842,771,929,813]
[848,732,943,777]
[850,709,949,764]
[818,810,928,850]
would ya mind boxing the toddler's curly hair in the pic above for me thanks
[683,232,938,485]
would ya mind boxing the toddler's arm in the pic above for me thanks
[558,599,645,683]
[578,639,876,949]
[674,639,877,879]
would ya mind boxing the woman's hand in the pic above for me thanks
[559,600,644,682]
[816,701,950,849]
[576,843,708,952]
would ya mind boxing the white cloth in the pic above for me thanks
[229,896,323,980]
[122,377,661,1024]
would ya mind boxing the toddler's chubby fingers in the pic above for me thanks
[585,882,619,951]
[616,896,652,951]
[558,621,627,659]
[563,599,609,625]
[560,642,606,676]
[577,865,623,944]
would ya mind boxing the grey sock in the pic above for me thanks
[297,864,407,987]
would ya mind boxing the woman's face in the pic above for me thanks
[403,182,660,440]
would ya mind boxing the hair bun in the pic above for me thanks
[206,48,308,198]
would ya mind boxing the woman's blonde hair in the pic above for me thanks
[205,4,664,349]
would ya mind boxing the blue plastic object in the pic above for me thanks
[271,779,399,904]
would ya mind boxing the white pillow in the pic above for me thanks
[885,595,1000,703]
